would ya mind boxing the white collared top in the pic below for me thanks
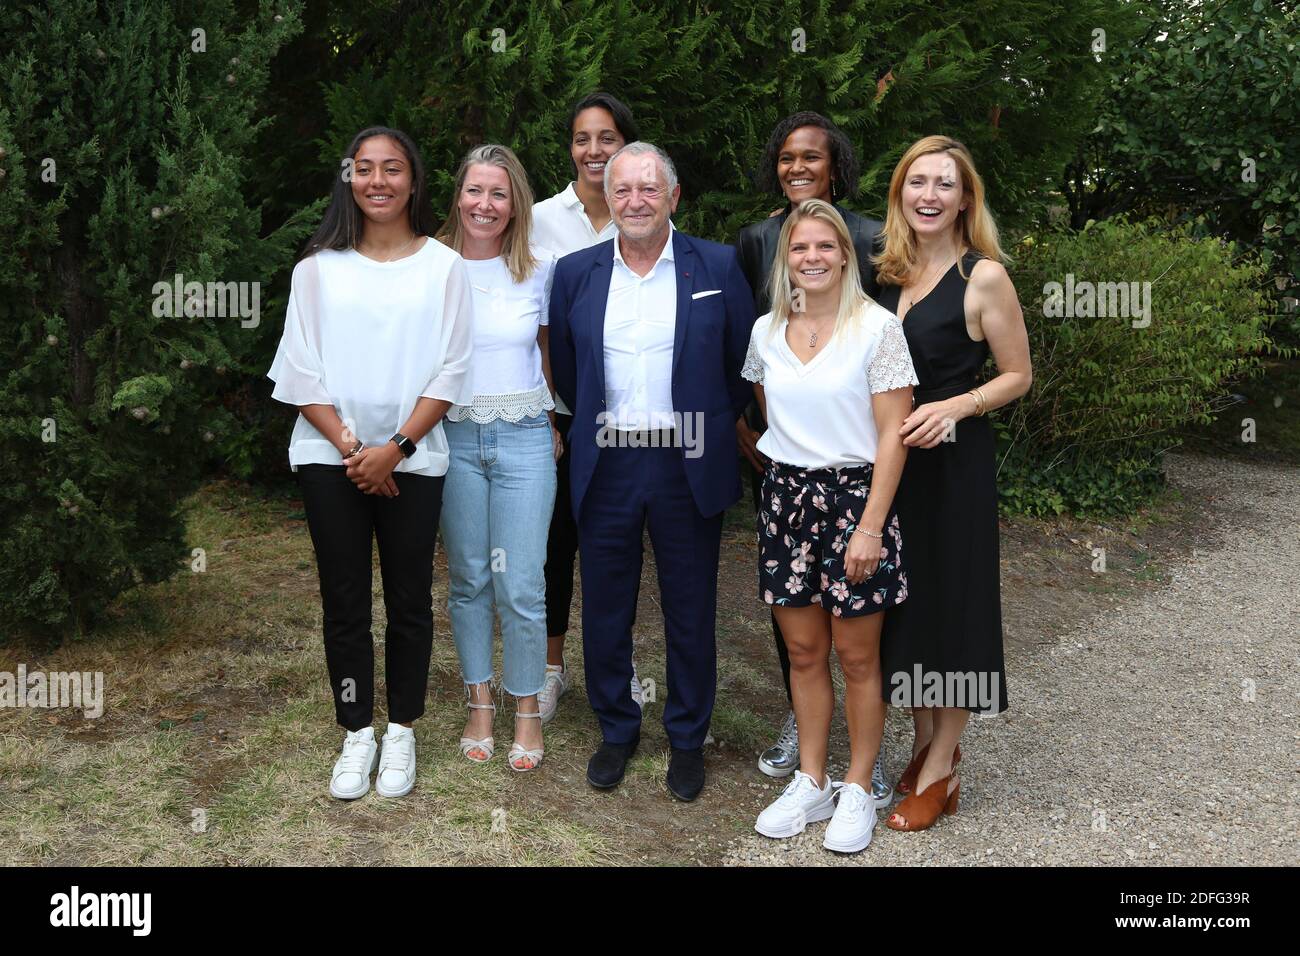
[741,302,918,468]
[531,181,619,258]
[603,233,677,431]
[267,238,475,477]
[446,249,558,423]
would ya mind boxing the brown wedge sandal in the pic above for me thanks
[896,742,961,797]
[886,771,960,831]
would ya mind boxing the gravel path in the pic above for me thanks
[723,452,1299,866]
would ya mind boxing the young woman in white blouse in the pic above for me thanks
[268,126,474,800]
[435,144,560,772]
[743,199,918,852]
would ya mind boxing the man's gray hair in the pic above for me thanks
[603,141,678,196]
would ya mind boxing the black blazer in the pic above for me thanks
[735,204,883,316]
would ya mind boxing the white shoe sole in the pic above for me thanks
[754,802,835,839]
[823,822,875,853]
[329,747,377,800]
[757,756,797,778]
[375,773,414,798]
[824,810,877,853]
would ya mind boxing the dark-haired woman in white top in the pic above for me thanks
[269,126,473,800]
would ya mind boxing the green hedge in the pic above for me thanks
[996,218,1277,516]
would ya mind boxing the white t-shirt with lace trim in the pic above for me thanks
[446,251,558,424]
[741,302,918,469]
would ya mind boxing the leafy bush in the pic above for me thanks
[997,218,1277,516]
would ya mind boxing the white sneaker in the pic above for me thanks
[823,782,877,853]
[630,660,645,711]
[330,726,378,800]
[754,770,836,839]
[538,663,568,725]
[375,723,416,798]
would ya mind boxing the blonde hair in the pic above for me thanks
[767,199,871,340]
[872,135,1006,287]
[436,144,538,284]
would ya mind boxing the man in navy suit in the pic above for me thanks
[549,142,755,800]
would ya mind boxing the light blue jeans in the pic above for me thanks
[440,412,557,697]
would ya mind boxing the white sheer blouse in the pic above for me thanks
[267,238,475,477]
[741,302,918,469]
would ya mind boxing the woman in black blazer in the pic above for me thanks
[736,112,882,312]
[735,111,891,809]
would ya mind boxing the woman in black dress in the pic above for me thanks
[873,136,1032,831]
[734,112,889,798]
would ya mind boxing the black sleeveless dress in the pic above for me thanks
[876,252,1007,714]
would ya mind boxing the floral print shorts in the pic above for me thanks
[758,461,907,618]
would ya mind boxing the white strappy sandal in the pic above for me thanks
[508,708,544,772]
[459,696,496,763]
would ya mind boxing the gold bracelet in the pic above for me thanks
[967,389,982,416]
[976,386,989,416]
[853,526,883,538]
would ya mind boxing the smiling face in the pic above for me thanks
[571,107,626,191]
[777,126,834,205]
[350,135,413,225]
[456,163,513,245]
[607,150,678,242]
[901,151,968,238]
[787,217,847,297]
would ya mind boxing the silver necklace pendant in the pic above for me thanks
[809,330,818,348]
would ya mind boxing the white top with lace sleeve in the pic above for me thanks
[741,301,918,468]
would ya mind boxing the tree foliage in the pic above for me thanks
[1062,0,1300,308]
[0,0,313,633]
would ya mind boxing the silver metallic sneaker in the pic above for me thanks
[758,710,799,777]
[870,753,894,808]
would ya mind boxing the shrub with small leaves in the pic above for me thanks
[996,218,1280,516]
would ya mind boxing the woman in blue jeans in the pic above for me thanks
[436,144,561,771]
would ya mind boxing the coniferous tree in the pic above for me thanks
[0,0,313,634]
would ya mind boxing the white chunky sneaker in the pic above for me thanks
[754,770,836,839]
[375,723,416,798]
[538,663,568,725]
[823,782,877,853]
[330,726,378,800]
[630,660,645,711]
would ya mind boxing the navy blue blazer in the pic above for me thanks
[548,229,756,519]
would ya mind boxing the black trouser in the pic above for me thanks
[298,464,444,731]
[544,412,580,637]
[745,400,792,703]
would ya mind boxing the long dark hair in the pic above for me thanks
[756,111,860,203]
[300,126,436,259]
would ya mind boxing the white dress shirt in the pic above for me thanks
[603,234,678,431]
[267,239,475,477]
[741,302,918,468]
